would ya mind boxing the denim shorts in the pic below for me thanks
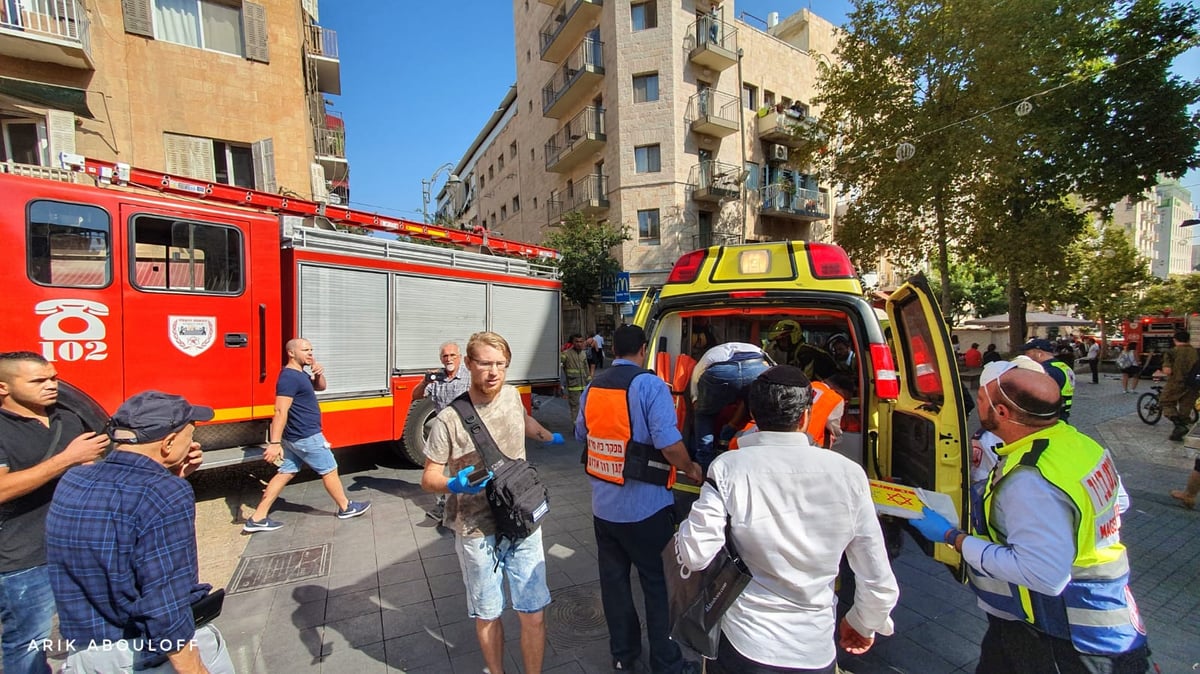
[455,528,551,620]
[280,432,338,476]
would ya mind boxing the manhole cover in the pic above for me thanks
[228,544,330,593]
[546,582,608,648]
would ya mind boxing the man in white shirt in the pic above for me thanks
[676,365,898,673]
[912,361,1147,673]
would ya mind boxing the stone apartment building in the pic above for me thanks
[437,0,839,296]
[1111,179,1196,279]
[0,0,347,202]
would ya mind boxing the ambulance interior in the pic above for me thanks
[648,307,873,471]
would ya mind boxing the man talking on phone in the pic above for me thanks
[46,390,235,673]
[412,341,471,520]
[243,338,370,532]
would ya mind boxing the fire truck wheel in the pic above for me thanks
[399,397,439,467]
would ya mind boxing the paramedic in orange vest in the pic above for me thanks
[809,373,854,448]
[576,325,703,674]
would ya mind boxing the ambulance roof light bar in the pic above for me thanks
[58,154,560,262]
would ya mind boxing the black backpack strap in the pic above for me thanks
[449,393,507,471]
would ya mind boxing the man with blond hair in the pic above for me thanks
[421,331,562,674]
[243,338,370,532]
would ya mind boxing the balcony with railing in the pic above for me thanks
[540,0,602,63]
[314,110,347,182]
[0,0,91,69]
[542,38,604,119]
[546,174,609,224]
[758,108,821,147]
[689,160,742,203]
[759,184,829,221]
[544,106,605,173]
[306,24,340,95]
[686,90,739,139]
[685,16,736,71]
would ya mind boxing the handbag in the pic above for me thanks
[449,395,550,548]
[191,588,225,628]
[661,519,752,658]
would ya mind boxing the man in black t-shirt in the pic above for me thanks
[0,351,107,674]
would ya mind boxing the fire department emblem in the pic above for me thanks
[168,316,216,357]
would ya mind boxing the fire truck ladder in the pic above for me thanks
[59,155,560,262]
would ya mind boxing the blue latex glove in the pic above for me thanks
[910,506,956,543]
[447,466,491,495]
[548,432,565,445]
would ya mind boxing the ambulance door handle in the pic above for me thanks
[224,333,249,347]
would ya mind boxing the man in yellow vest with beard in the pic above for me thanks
[912,361,1149,673]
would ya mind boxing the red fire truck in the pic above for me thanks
[1120,315,1188,357]
[0,157,563,468]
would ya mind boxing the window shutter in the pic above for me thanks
[242,2,269,63]
[164,133,215,181]
[163,133,189,175]
[310,163,328,201]
[252,138,276,193]
[301,0,318,22]
[121,0,154,37]
[46,110,75,163]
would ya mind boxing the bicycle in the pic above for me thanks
[1136,384,1200,425]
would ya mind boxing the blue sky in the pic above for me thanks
[320,1,1200,225]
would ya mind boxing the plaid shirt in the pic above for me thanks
[426,367,471,412]
[45,451,210,645]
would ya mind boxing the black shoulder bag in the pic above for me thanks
[450,395,550,548]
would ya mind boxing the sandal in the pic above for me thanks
[1169,490,1196,510]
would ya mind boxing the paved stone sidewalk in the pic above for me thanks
[212,375,1200,673]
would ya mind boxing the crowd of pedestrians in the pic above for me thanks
[0,321,1171,673]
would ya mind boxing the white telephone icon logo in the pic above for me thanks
[36,300,109,362]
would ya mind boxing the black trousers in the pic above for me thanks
[1089,357,1100,384]
[594,506,684,673]
[977,615,1150,674]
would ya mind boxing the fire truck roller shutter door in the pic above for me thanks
[298,265,391,396]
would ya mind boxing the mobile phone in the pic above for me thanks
[467,466,491,487]
[427,371,448,383]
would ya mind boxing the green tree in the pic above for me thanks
[802,0,1200,351]
[1137,274,1200,316]
[542,211,630,323]
[1065,225,1153,345]
[928,260,1009,325]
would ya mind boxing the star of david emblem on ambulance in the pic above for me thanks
[168,316,216,357]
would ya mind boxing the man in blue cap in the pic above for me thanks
[1021,338,1074,422]
[46,391,234,673]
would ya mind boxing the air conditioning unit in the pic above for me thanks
[770,144,789,162]
[309,163,328,202]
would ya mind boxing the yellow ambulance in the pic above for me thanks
[633,241,969,568]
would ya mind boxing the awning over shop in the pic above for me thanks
[0,77,92,118]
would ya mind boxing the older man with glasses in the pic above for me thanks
[413,341,471,521]
[912,360,1148,673]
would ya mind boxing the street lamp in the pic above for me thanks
[421,162,461,224]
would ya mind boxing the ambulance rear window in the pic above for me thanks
[27,200,111,288]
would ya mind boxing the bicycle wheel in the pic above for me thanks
[1137,393,1162,425]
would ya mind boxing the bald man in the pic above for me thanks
[243,338,370,532]
[912,362,1148,673]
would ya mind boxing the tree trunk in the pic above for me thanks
[1007,266,1026,355]
[934,187,952,322]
